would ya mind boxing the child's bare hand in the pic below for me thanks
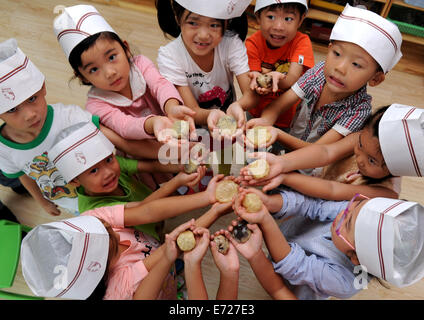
[226,102,246,130]
[175,165,206,188]
[164,218,196,262]
[165,104,197,140]
[207,109,227,133]
[210,229,239,273]
[210,201,233,217]
[248,71,261,91]
[41,199,61,216]
[244,125,278,151]
[246,117,274,130]
[267,71,286,93]
[183,227,210,265]
[204,174,225,204]
[240,152,283,185]
[233,191,270,225]
[226,224,263,261]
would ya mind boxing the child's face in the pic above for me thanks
[324,41,384,99]
[354,127,390,179]
[0,84,47,138]
[179,10,224,62]
[73,154,121,196]
[78,38,131,96]
[257,6,304,49]
[331,198,369,263]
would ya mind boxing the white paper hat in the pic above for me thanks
[330,4,402,73]
[53,4,116,59]
[254,0,308,13]
[175,0,251,19]
[21,215,109,299]
[49,121,115,182]
[355,198,424,287]
[379,104,424,177]
[0,38,45,113]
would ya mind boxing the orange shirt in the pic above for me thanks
[246,31,315,128]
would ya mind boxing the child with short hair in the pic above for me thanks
[0,38,101,216]
[156,0,259,132]
[233,187,424,299]
[53,4,195,142]
[247,4,403,151]
[246,0,314,132]
[49,121,210,240]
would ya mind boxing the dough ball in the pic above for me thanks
[184,159,199,174]
[171,120,189,139]
[215,180,239,203]
[246,126,271,147]
[256,73,272,89]
[217,115,237,136]
[177,230,196,251]
[214,235,229,255]
[231,220,251,243]
[242,193,263,213]
[248,159,270,179]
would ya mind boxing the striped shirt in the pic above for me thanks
[289,61,372,143]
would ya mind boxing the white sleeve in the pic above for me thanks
[225,35,249,76]
[157,43,188,87]
[57,104,94,125]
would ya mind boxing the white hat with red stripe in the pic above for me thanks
[0,38,45,113]
[53,4,116,59]
[254,0,308,13]
[21,215,109,299]
[330,4,402,73]
[174,0,251,19]
[379,104,424,177]
[355,198,424,287]
[49,121,115,182]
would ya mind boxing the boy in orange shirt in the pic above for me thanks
[246,0,314,131]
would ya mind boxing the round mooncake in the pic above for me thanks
[242,193,263,213]
[177,230,196,251]
[171,120,189,139]
[248,159,270,179]
[215,180,239,203]
[217,115,237,136]
[231,220,251,243]
[256,73,272,89]
[246,126,271,147]
[214,235,229,255]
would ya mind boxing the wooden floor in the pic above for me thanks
[0,0,424,300]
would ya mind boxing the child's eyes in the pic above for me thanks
[368,157,377,166]
[109,54,116,62]
[285,17,294,22]
[28,96,37,103]
[352,62,362,68]
[266,14,275,20]
[333,50,340,57]
[89,67,98,74]
[90,168,99,174]
[210,23,221,29]
[106,156,113,163]
[6,107,17,113]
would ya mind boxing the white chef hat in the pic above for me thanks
[379,104,424,177]
[49,121,115,183]
[0,38,45,113]
[254,0,308,13]
[330,4,402,73]
[53,4,116,60]
[174,0,251,20]
[21,215,109,299]
[355,197,424,287]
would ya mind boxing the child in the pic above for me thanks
[53,4,196,142]
[234,187,424,299]
[156,0,259,132]
[241,105,404,201]
[21,208,231,300]
[182,226,240,299]
[49,121,206,240]
[0,38,105,216]
[246,4,403,151]
[246,0,314,133]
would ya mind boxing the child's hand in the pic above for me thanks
[267,71,287,94]
[210,230,240,274]
[248,71,261,91]
[226,223,263,262]
[175,165,206,188]
[203,174,225,204]
[183,227,210,266]
[152,115,178,144]
[244,125,278,150]
[41,198,61,216]
[226,102,246,130]
[207,109,227,135]
[164,218,196,263]
[235,187,274,211]
[233,190,271,225]
[166,104,197,140]
[246,117,274,130]
[240,152,283,184]
[252,173,288,193]
[210,201,233,217]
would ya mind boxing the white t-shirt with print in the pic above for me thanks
[0,103,97,214]
[157,33,249,111]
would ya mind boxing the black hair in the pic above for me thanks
[256,2,307,19]
[155,0,248,41]
[363,105,390,138]
[68,31,132,86]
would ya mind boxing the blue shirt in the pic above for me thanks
[271,189,370,299]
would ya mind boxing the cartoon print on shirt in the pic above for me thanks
[27,152,77,201]
[198,86,234,111]
[260,59,290,75]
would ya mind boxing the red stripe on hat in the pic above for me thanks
[401,108,421,177]
[377,201,403,280]
[56,222,90,298]
[52,128,100,165]
[339,13,397,52]
[57,29,91,41]
[0,56,29,84]
[76,12,100,29]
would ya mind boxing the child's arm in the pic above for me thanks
[18,175,61,216]
[136,159,183,174]
[183,227,211,300]
[280,172,398,200]
[133,219,195,299]
[275,127,344,151]
[210,230,240,300]
[225,224,297,300]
